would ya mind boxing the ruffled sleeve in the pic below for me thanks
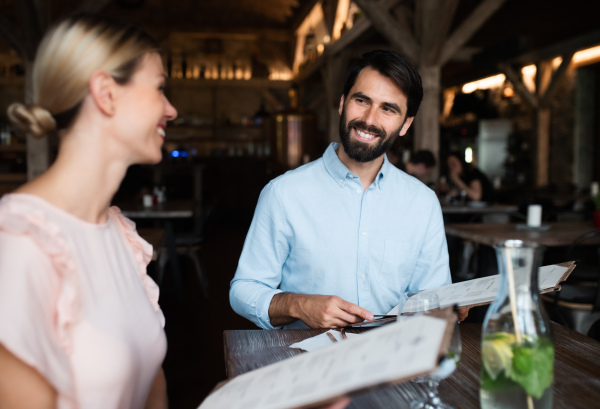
[0,196,79,405]
[109,206,165,328]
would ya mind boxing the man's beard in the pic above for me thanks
[338,106,403,163]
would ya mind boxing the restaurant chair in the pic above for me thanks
[155,201,214,299]
[542,231,600,340]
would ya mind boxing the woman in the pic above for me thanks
[0,14,176,408]
[444,152,494,203]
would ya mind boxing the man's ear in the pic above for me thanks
[399,116,414,136]
[89,70,117,116]
[338,95,345,116]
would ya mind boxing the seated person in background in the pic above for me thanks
[230,50,468,330]
[399,149,437,182]
[441,152,494,202]
[0,14,177,408]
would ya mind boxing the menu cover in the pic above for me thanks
[198,308,456,409]
[401,261,576,313]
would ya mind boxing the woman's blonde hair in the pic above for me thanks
[8,14,159,138]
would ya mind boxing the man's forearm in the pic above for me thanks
[269,292,374,329]
[268,292,300,327]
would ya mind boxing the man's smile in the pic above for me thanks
[353,127,379,142]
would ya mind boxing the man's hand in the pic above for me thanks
[269,293,374,328]
[457,307,469,322]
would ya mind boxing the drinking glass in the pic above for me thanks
[407,293,461,409]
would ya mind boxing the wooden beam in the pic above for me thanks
[327,0,399,56]
[352,0,419,61]
[536,108,551,186]
[499,62,538,109]
[292,0,320,32]
[513,29,600,66]
[421,0,459,66]
[414,66,441,179]
[439,0,507,66]
[322,0,340,37]
[539,53,573,108]
[536,60,552,98]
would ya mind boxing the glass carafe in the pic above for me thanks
[480,240,553,409]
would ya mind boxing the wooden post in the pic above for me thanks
[536,108,551,187]
[414,66,441,178]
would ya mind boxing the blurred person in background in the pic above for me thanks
[0,14,176,408]
[440,151,494,203]
[396,149,437,182]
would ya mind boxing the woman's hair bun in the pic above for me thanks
[7,103,56,139]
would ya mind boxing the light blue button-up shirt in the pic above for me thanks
[230,143,451,329]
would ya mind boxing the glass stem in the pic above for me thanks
[427,379,441,404]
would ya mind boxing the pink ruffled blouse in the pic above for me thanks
[0,193,167,409]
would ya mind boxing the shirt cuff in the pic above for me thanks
[257,289,283,330]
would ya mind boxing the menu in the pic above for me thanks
[401,261,575,313]
[198,309,456,409]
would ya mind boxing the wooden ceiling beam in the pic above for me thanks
[512,30,600,66]
[499,62,538,109]
[539,53,573,108]
[439,0,507,66]
[322,0,339,37]
[353,0,419,61]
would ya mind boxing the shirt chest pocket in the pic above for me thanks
[369,238,420,288]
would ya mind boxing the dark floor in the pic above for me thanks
[155,213,256,409]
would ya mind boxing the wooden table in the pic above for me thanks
[222,323,600,409]
[445,221,599,247]
[441,203,518,215]
[445,221,600,279]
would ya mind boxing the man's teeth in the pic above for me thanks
[157,128,166,137]
[356,128,375,140]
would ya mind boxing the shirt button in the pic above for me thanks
[339,178,344,183]
[361,274,366,279]
[356,189,361,194]
[361,231,367,236]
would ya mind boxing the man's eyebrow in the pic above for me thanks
[350,92,371,102]
[350,92,402,114]
[381,101,401,114]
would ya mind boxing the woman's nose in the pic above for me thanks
[164,99,177,121]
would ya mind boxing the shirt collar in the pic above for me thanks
[323,142,389,190]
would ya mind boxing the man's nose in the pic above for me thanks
[361,106,378,125]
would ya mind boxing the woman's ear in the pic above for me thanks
[89,70,117,116]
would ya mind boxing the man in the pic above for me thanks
[400,150,437,181]
[230,50,463,329]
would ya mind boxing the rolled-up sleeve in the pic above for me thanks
[229,182,291,329]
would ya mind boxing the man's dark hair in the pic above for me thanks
[410,150,436,168]
[342,49,423,118]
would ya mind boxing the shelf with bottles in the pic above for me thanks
[163,138,272,160]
